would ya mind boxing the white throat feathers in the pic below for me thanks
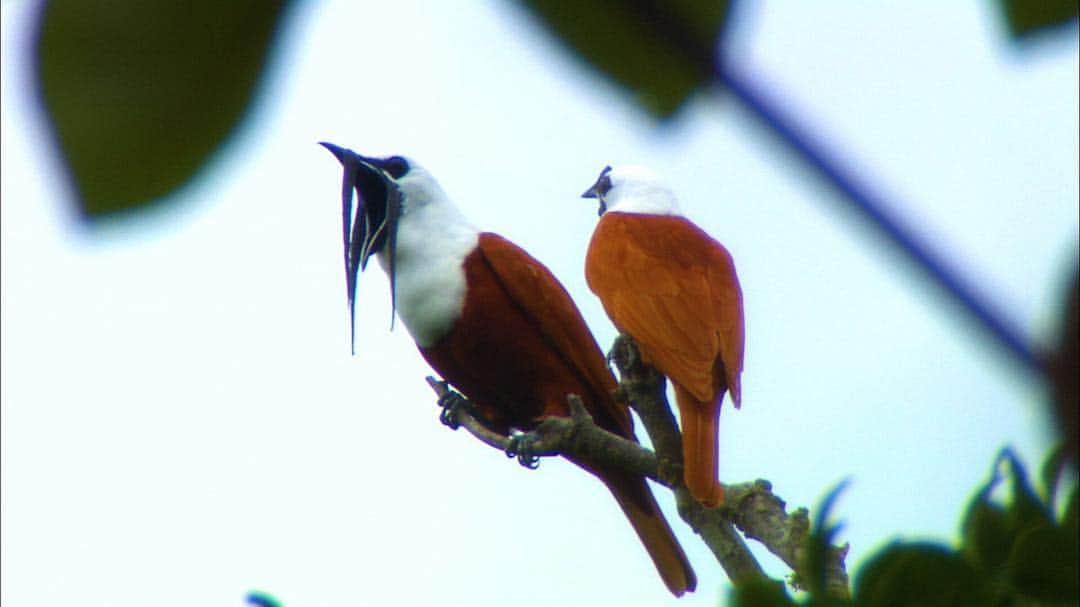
[375,161,479,347]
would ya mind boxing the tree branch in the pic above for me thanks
[425,336,850,597]
[425,376,659,478]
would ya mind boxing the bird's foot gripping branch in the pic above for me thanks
[435,384,470,430]
[424,337,850,597]
[425,376,657,479]
[505,432,542,469]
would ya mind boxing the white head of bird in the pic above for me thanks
[582,165,682,217]
[320,143,477,350]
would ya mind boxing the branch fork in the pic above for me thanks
[425,336,850,597]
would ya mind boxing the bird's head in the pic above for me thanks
[321,142,419,267]
[582,164,680,216]
[322,142,430,350]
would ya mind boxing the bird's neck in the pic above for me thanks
[377,195,479,347]
[606,187,681,216]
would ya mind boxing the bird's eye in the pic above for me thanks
[384,156,410,179]
[595,166,613,197]
[598,175,612,196]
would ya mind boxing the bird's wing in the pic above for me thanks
[479,234,698,594]
[586,213,743,406]
[476,233,631,436]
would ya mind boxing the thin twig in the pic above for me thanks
[715,62,1042,378]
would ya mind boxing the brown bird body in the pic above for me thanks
[583,166,744,507]
[422,233,696,596]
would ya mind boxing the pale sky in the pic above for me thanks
[3,2,1078,606]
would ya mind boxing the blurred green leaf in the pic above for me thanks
[999,448,1053,530]
[962,447,1057,576]
[1065,486,1078,537]
[515,0,733,118]
[999,0,1079,39]
[963,497,1013,575]
[1007,523,1079,603]
[1040,442,1070,508]
[35,0,291,219]
[246,591,284,607]
[729,578,794,607]
[800,480,849,598]
[855,542,990,607]
[855,449,1076,607]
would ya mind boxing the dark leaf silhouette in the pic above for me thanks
[516,0,733,118]
[1007,521,1079,602]
[855,542,989,607]
[999,0,1079,39]
[35,0,292,219]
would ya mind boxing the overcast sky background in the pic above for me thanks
[3,2,1078,606]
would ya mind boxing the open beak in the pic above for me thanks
[320,141,402,352]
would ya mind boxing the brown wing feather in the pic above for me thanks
[476,233,696,594]
[706,231,744,406]
[586,213,743,406]
[477,233,631,435]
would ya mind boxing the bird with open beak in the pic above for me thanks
[582,165,745,508]
[321,144,696,596]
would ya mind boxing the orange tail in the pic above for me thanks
[569,455,697,596]
[673,383,724,507]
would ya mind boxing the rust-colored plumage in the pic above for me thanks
[324,147,695,595]
[422,233,697,596]
[586,213,744,507]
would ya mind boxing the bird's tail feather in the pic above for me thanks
[568,455,697,596]
[673,383,724,507]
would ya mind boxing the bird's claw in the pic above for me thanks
[607,334,637,371]
[505,431,541,469]
[438,389,468,430]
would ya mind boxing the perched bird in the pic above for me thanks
[321,144,696,596]
[582,165,744,507]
